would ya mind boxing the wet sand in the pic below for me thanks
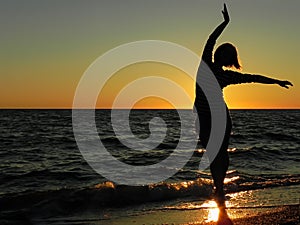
[207,205,299,225]
[0,204,298,225]
[99,204,299,225]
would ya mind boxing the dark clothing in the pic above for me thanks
[194,21,278,148]
[193,12,282,203]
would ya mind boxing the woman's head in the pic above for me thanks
[214,43,241,69]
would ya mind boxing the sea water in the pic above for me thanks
[0,109,299,223]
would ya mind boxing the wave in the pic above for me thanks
[1,172,299,220]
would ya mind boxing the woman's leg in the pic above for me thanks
[210,137,229,199]
[210,112,232,205]
[196,110,231,204]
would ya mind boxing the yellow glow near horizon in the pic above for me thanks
[132,97,175,109]
[97,62,194,109]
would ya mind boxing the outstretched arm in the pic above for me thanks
[202,4,230,65]
[250,74,293,89]
[225,71,293,89]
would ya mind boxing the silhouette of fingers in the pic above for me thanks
[222,4,230,22]
[223,3,227,12]
[279,80,293,89]
[284,81,293,88]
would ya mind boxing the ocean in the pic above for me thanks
[0,109,299,224]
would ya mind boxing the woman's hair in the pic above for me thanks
[214,43,241,69]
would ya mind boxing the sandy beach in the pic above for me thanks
[96,204,299,225]
[207,205,299,225]
[0,192,299,225]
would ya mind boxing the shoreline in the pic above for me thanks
[96,204,299,225]
[1,202,299,225]
[1,185,299,225]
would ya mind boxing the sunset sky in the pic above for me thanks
[1,0,299,109]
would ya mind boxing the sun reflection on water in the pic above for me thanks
[224,175,240,184]
[201,200,220,222]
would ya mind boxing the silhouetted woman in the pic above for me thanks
[194,4,292,205]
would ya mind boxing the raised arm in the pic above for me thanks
[202,4,230,65]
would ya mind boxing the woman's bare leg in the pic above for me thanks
[210,111,231,206]
[210,143,229,205]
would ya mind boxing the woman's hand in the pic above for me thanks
[222,3,230,23]
[278,80,293,89]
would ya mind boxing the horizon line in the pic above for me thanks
[0,107,299,110]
